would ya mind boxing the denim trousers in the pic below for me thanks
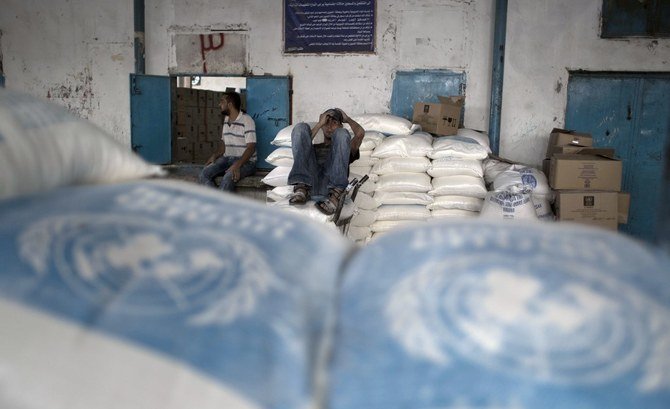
[287,122,351,197]
[198,156,256,192]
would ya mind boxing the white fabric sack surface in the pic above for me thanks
[376,204,431,222]
[429,135,490,160]
[480,190,539,221]
[353,191,378,210]
[429,175,488,198]
[268,197,356,226]
[354,177,376,194]
[371,157,431,175]
[261,166,291,187]
[347,225,372,241]
[350,157,379,168]
[370,219,425,233]
[371,132,433,159]
[428,158,484,178]
[483,157,515,185]
[376,172,432,193]
[265,147,294,167]
[353,173,378,183]
[360,131,385,151]
[352,113,420,135]
[0,89,164,200]
[428,195,484,212]
[431,208,480,219]
[350,209,378,227]
[374,191,434,206]
[349,165,373,177]
[266,185,295,202]
[456,128,491,149]
[532,195,555,220]
[493,165,552,197]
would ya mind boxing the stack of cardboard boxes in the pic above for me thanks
[544,128,630,230]
[172,88,225,163]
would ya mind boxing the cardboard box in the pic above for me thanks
[194,141,215,162]
[618,192,630,224]
[555,191,619,230]
[193,108,206,125]
[207,126,222,142]
[548,128,593,146]
[175,88,196,107]
[176,109,192,126]
[196,124,207,141]
[550,153,622,191]
[547,146,616,157]
[175,124,196,140]
[412,95,464,136]
[173,138,194,162]
[196,90,207,108]
[207,108,223,125]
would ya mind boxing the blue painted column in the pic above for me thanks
[488,0,508,156]
[134,0,145,74]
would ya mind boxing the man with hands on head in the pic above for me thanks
[198,91,257,192]
[288,108,365,215]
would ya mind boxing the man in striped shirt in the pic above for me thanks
[198,91,257,192]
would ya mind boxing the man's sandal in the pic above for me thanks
[289,184,310,205]
[315,187,345,215]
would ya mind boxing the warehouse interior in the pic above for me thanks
[1,1,670,408]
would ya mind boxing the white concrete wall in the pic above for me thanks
[502,0,670,166]
[0,0,135,144]
[145,0,494,130]
[2,0,669,166]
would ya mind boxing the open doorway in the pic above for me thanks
[173,75,247,165]
[130,74,292,169]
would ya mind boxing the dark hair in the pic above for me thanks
[324,108,343,123]
[223,91,242,110]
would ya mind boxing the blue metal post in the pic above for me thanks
[134,0,145,74]
[488,0,508,156]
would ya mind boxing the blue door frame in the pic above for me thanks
[246,76,292,170]
[130,74,173,164]
[130,75,291,169]
[566,72,670,242]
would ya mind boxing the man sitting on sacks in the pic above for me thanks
[288,108,365,215]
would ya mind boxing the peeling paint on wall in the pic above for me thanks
[555,79,563,93]
[45,65,96,119]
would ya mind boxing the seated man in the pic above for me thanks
[198,91,257,192]
[288,108,364,215]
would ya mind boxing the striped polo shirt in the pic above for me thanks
[223,112,257,161]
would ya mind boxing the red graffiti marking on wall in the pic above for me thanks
[200,34,225,73]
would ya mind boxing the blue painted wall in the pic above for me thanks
[390,70,466,121]
[566,72,670,242]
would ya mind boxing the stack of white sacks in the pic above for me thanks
[345,115,430,242]
[427,129,490,220]
[263,115,553,242]
[480,158,555,221]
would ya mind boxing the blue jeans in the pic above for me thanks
[198,156,256,192]
[288,122,351,197]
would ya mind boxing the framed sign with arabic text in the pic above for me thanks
[284,0,376,54]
